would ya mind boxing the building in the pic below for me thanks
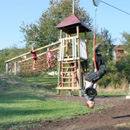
[113,45,125,62]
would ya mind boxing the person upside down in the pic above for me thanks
[83,43,107,108]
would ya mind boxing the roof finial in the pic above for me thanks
[73,0,75,14]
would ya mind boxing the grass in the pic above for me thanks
[97,87,127,97]
[0,74,109,129]
[114,123,130,129]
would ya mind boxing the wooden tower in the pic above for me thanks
[55,13,91,96]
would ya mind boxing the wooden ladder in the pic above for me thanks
[61,60,77,87]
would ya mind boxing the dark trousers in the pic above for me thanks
[85,64,106,83]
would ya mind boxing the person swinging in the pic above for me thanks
[83,43,107,108]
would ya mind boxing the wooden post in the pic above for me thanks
[14,62,18,75]
[62,62,64,87]
[60,30,62,39]
[77,26,81,87]
[77,26,82,96]
[57,29,62,95]
[79,90,82,97]
[126,84,130,99]
[85,32,88,59]
[6,62,9,74]
[85,32,89,73]
[69,90,71,95]
[66,33,69,56]
[57,90,60,95]
[74,61,77,87]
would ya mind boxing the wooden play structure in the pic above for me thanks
[55,13,91,96]
[5,12,91,96]
[5,41,60,75]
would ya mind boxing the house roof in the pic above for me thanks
[113,45,125,51]
[55,13,91,34]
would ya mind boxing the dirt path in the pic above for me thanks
[39,95,130,130]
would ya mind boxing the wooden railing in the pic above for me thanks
[5,41,60,63]
[5,41,61,75]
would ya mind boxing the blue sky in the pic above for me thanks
[0,0,130,50]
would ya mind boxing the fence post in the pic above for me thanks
[126,84,130,99]
[127,84,130,95]
[14,62,18,75]
[6,62,9,74]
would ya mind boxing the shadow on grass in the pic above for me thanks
[31,84,57,92]
[113,115,130,119]
[0,107,65,117]
[0,92,46,104]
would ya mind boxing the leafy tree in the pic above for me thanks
[92,29,116,87]
[96,28,114,63]
[20,0,93,48]
[116,32,130,82]
[0,45,27,73]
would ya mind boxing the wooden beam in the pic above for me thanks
[57,29,63,87]
[18,47,59,63]
[14,62,18,75]
[56,87,81,90]
[59,36,78,40]
[58,57,79,61]
[85,32,89,59]
[5,41,60,63]
[77,26,81,88]
[6,62,9,74]
[66,33,69,56]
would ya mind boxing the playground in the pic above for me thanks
[2,0,130,130]
[0,73,130,130]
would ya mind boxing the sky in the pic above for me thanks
[0,0,130,50]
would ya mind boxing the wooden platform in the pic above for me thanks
[56,87,81,90]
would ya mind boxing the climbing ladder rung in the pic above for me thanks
[62,61,77,64]
[62,82,76,83]
[62,77,76,79]
[62,66,76,68]
[62,71,76,73]
[64,55,73,58]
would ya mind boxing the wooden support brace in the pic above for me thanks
[6,62,9,74]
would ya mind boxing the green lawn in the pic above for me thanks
[0,74,108,129]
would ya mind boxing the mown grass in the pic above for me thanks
[114,122,130,129]
[97,87,127,97]
[0,74,110,129]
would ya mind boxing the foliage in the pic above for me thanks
[115,32,130,82]
[0,45,27,73]
[20,0,92,48]
[98,31,130,87]
[96,28,114,63]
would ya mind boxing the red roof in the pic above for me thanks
[56,13,91,34]
[113,45,125,51]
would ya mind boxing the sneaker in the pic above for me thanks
[92,43,101,52]
[33,68,36,70]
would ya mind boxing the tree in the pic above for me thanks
[20,0,93,48]
[116,32,130,82]
[96,28,114,62]
[0,45,27,73]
